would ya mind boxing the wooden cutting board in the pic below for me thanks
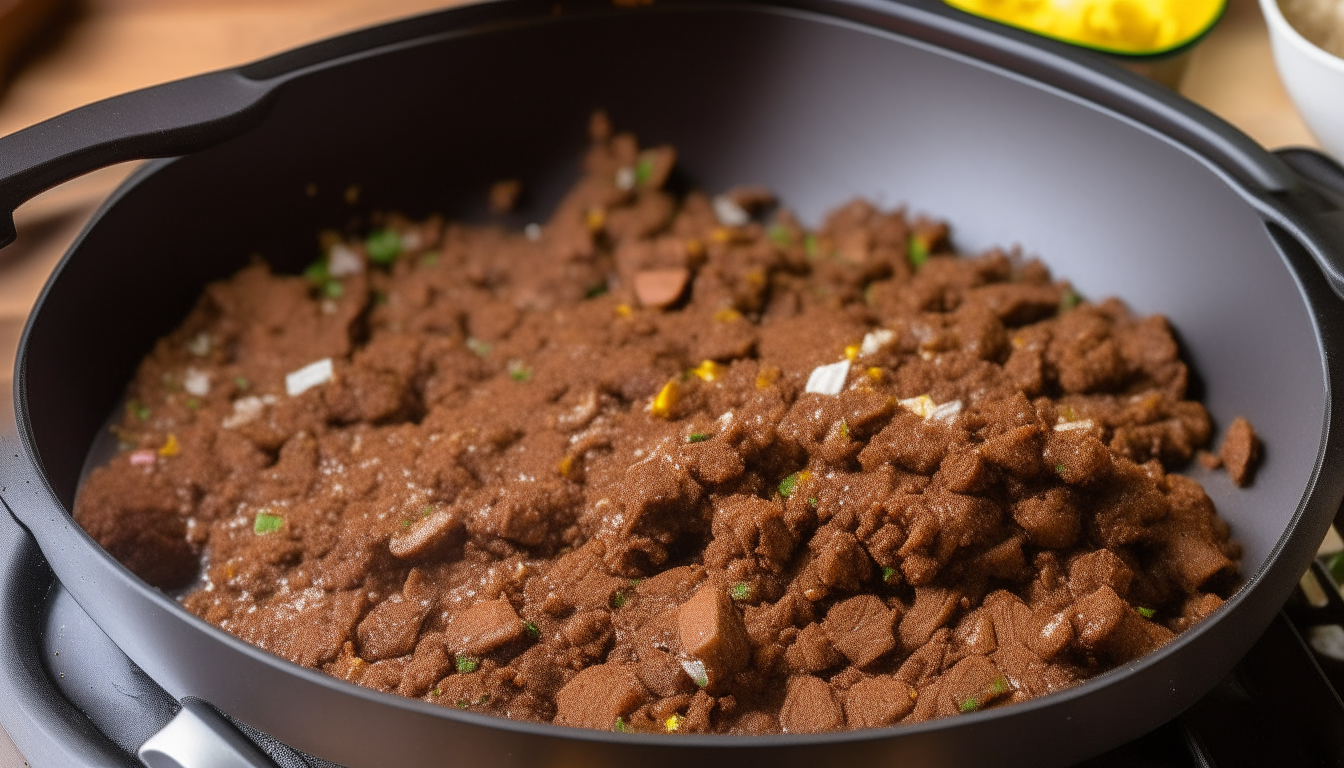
[0,0,70,89]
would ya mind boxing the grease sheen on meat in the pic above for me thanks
[75,116,1245,734]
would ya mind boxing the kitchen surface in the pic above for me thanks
[0,0,1335,766]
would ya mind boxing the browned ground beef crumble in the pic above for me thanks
[76,114,1252,735]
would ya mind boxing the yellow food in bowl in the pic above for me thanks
[944,0,1226,56]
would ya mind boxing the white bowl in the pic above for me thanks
[1261,0,1344,159]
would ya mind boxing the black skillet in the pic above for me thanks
[3,1,1344,766]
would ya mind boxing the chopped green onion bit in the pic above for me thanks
[185,398,201,410]
[634,155,655,186]
[234,376,250,391]
[768,223,792,247]
[508,360,532,382]
[585,281,609,299]
[612,590,629,609]
[456,655,480,674]
[614,716,632,733]
[127,401,151,421]
[365,229,402,264]
[688,433,710,443]
[803,233,820,259]
[908,236,929,268]
[466,338,492,357]
[881,566,896,583]
[729,582,751,601]
[1060,287,1081,310]
[1054,464,1067,476]
[1137,606,1156,619]
[778,471,808,498]
[254,513,284,534]
[525,621,541,640]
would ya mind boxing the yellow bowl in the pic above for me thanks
[943,0,1227,57]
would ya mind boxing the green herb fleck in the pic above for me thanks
[433,687,442,697]
[508,360,532,382]
[809,497,818,508]
[729,582,751,601]
[456,699,469,709]
[456,655,480,674]
[162,373,178,391]
[585,281,609,299]
[688,433,710,443]
[838,420,850,439]
[778,470,809,498]
[1054,463,1067,476]
[420,253,439,267]
[803,233,820,259]
[365,228,402,265]
[323,280,345,299]
[253,512,284,534]
[185,398,201,410]
[863,283,876,306]
[466,338,492,357]
[421,506,435,518]
[614,716,632,733]
[401,519,412,529]
[1061,405,1077,422]
[302,259,330,285]
[881,566,896,584]
[989,676,1009,696]
[1137,607,1156,619]
[634,154,655,186]
[958,697,979,713]
[234,376,250,391]
[524,621,541,640]
[611,590,629,609]
[908,236,929,268]
[373,291,389,306]
[1060,287,1081,311]
[768,223,792,248]
[127,400,151,422]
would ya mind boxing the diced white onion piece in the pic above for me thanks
[930,400,963,422]
[615,166,636,191]
[899,395,937,419]
[1054,419,1095,432]
[327,243,363,277]
[400,230,423,251]
[524,223,542,242]
[286,358,334,397]
[859,329,895,357]
[805,359,851,396]
[183,368,210,397]
[187,332,211,357]
[222,396,265,429]
[680,658,709,688]
[712,194,750,227]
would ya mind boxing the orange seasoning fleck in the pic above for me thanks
[158,433,180,457]
[651,380,679,419]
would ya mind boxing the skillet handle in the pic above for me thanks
[0,69,271,249]
[1270,148,1344,302]
[138,699,279,768]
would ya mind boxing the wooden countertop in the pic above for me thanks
[0,0,1323,765]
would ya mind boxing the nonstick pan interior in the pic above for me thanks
[10,3,1341,767]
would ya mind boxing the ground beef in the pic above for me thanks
[75,115,1253,735]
